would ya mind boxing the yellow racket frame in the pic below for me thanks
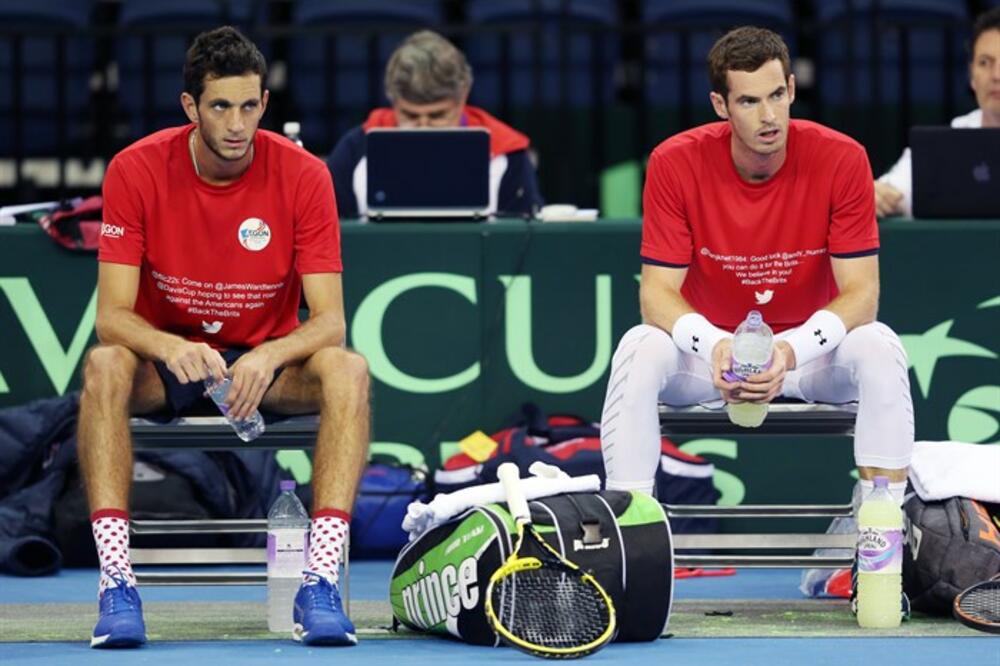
[484,517,618,658]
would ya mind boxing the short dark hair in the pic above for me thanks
[970,7,1000,62]
[183,26,267,103]
[707,26,792,101]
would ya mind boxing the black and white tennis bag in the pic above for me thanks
[389,490,674,645]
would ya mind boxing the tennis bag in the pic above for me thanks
[903,495,1000,614]
[389,490,673,645]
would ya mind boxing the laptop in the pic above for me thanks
[910,127,1000,218]
[366,127,491,220]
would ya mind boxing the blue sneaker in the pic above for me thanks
[292,572,357,646]
[90,567,146,648]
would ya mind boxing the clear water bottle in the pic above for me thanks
[283,121,304,148]
[267,480,310,632]
[205,376,265,442]
[856,476,903,628]
[725,310,773,428]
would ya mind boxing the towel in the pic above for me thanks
[909,441,1000,502]
[402,463,601,540]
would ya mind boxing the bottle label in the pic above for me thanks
[724,357,772,382]
[857,527,903,574]
[268,528,307,576]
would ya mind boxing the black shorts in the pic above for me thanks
[151,348,285,418]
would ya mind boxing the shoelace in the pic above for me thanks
[102,564,139,613]
[301,571,341,612]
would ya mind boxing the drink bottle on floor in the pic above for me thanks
[268,480,310,632]
[856,476,903,628]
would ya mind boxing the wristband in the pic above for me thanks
[784,310,847,368]
[671,313,732,365]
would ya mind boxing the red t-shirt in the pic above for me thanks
[641,119,878,333]
[99,125,342,349]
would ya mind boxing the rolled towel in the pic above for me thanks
[403,472,601,541]
[909,441,1000,502]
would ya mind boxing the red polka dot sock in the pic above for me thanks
[91,509,137,596]
[304,508,351,586]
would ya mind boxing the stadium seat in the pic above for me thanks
[115,0,260,142]
[0,0,95,156]
[813,0,969,109]
[640,0,796,118]
[287,0,445,152]
[463,0,618,110]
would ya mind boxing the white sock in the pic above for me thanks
[858,479,907,508]
[91,509,136,595]
[304,509,350,586]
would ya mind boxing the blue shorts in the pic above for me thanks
[152,348,285,418]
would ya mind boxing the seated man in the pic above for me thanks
[81,27,368,648]
[326,30,543,219]
[601,26,913,564]
[875,7,1000,217]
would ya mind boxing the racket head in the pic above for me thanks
[953,579,1000,635]
[485,472,617,659]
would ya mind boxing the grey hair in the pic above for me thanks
[384,30,473,104]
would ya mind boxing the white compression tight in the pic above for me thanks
[600,322,914,494]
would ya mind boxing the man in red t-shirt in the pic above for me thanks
[601,28,913,517]
[81,27,364,648]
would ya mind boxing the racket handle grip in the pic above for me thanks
[497,462,531,521]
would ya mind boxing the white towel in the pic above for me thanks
[909,441,1000,502]
[402,465,601,541]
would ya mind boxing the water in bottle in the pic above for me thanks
[725,310,773,428]
[856,476,903,628]
[283,121,304,148]
[205,376,266,442]
[267,480,310,632]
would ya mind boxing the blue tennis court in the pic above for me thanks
[2,564,995,665]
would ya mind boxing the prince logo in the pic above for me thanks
[814,329,828,346]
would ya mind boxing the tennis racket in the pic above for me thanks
[953,575,1000,634]
[484,462,616,659]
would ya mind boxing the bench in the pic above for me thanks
[660,401,859,569]
[128,415,350,607]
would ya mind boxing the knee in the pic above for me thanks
[840,323,908,380]
[612,324,679,370]
[81,345,138,395]
[314,347,370,396]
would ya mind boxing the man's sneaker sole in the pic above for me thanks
[292,623,358,646]
[90,631,146,649]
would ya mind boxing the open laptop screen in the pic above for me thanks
[366,128,491,219]
[911,127,1000,219]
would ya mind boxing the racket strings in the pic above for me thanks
[491,567,610,649]
[958,585,1000,623]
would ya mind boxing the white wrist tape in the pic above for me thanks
[671,313,732,365]
[784,310,847,368]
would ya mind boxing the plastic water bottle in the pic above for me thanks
[283,121,304,148]
[205,376,265,442]
[856,476,903,628]
[725,310,773,428]
[267,480,310,632]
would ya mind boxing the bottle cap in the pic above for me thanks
[873,476,889,489]
[283,121,301,136]
[746,310,763,327]
[280,479,296,492]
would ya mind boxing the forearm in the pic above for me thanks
[640,284,695,334]
[823,285,879,332]
[255,311,346,369]
[95,308,187,362]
